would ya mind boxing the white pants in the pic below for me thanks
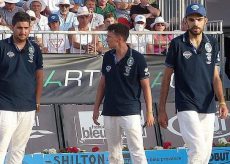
[0,110,35,164]
[177,111,215,164]
[104,115,147,164]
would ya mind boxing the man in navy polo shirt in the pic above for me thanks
[93,23,154,164]
[0,12,43,164]
[158,3,228,164]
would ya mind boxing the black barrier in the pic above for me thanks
[26,105,61,153]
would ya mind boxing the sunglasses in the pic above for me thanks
[59,4,70,8]
[78,15,89,19]
[156,23,165,26]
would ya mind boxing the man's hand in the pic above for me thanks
[36,104,40,113]
[158,110,168,129]
[146,112,155,127]
[219,104,229,119]
[93,109,100,125]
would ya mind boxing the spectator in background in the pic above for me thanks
[70,6,99,55]
[85,0,104,29]
[97,12,116,53]
[43,0,59,14]
[95,0,115,18]
[26,0,49,31]
[43,14,70,53]
[55,0,78,30]
[0,0,24,27]
[127,15,152,54]
[150,16,173,55]
[0,14,12,40]
[114,0,133,22]
[130,0,160,30]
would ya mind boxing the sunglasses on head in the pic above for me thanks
[156,23,165,26]
[59,4,70,8]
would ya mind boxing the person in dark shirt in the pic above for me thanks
[130,0,160,30]
[93,23,154,164]
[158,4,228,164]
[0,12,43,164]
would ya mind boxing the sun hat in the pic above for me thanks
[0,0,5,7]
[26,10,36,21]
[55,0,73,8]
[4,0,20,4]
[185,3,206,17]
[26,0,46,12]
[150,16,169,29]
[77,6,90,17]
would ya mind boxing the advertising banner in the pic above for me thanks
[41,55,175,104]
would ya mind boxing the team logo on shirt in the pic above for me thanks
[183,51,192,59]
[106,66,111,72]
[7,51,15,58]
[206,53,212,64]
[28,46,35,63]
[144,67,150,76]
[205,43,212,53]
[127,56,134,66]
[124,66,131,76]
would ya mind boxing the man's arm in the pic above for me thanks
[93,75,105,125]
[140,78,154,127]
[213,66,229,119]
[158,67,173,128]
[35,69,44,112]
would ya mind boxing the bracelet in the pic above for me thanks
[147,111,153,114]
[219,102,226,106]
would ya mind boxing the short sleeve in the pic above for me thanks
[137,54,150,80]
[165,39,177,68]
[35,44,43,70]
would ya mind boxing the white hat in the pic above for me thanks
[4,0,19,3]
[26,10,36,20]
[150,16,169,29]
[26,0,46,12]
[0,0,5,7]
[77,6,90,17]
[134,15,146,23]
[55,0,73,8]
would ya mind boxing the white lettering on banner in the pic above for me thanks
[64,70,100,86]
[30,115,54,139]
[78,111,147,141]
[167,113,230,138]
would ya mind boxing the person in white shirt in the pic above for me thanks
[85,0,104,29]
[43,0,59,13]
[43,14,70,53]
[127,15,152,54]
[55,0,78,31]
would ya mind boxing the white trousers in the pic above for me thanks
[0,110,35,164]
[104,115,147,164]
[177,111,215,164]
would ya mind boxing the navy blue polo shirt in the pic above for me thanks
[0,36,43,111]
[165,31,219,113]
[101,47,150,116]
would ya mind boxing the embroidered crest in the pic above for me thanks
[7,51,15,58]
[106,66,111,72]
[183,51,192,59]
[127,56,134,67]
[206,53,212,64]
[205,43,212,53]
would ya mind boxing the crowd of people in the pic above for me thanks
[0,0,181,55]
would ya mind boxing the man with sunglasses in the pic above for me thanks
[0,0,24,27]
[158,3,228,164]
[55,0,77,31]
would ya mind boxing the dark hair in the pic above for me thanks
[104,12,114,20]
[12,12,31,26]
[107,23,129,41]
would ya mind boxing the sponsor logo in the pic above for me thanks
[209,148,230,163]
[7,51,15,58]
[183,51,192,59]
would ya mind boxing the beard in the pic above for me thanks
[188,26,203,36]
